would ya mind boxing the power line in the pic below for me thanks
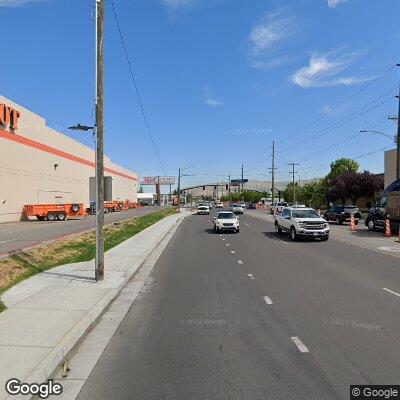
[278,63,397,146]
[109,0,167,175]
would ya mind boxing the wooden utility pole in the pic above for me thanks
[269,141,276,205]
[228,173,231,202]
[95,0,105,281]
[241,164,244,192]
[177,168,181,210]
[289,163,299,205]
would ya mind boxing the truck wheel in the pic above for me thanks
[367,219,376,231]
[274,223,282,234]
[290,227,298,241]
[46,212,56,221]
[57,212,67,221]
[321,235,329,242]
[71,204,80,213]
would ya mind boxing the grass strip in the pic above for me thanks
[0,208,177,312]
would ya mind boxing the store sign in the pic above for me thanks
[0,104,20,131]
[141,176,175,185]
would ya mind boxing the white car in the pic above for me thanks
[216,202,224,208]
[197,205,210,215]
[274,207,329,241]
[213,211,240,233]
[271,201,288,214]
[230,204,244,214]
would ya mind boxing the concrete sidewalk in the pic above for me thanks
[0,210,189,400]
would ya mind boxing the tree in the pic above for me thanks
[297,181,325,208]
[326,158,359,181]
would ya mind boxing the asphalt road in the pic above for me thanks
[76,210,400,400]
[0,206,163,255]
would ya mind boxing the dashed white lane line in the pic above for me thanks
[222,238,226,241]
[291,337,310,353]
[383,288,400,298]
[219,234,222,237]
[247,273,254,279]
[238,260,244,265]
[263,296,273,305]
[272,237,287,244]
[226,244,230,247]
[230,250,235,254]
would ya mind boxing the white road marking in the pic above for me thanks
[222,238,226,241]
[383,288,400,298]
[378,247,400,253]
[230,250,235,254]
[238,260,244,265]
[291,337,309,353]
[0,239,19,244]
[263,296,273,305]
[247,273,254,279]
[219,235,222,237]
[272,237,287,244]
[226,244,230,247]
[244,223,250,227]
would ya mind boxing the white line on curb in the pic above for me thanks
[263,296,273,305]
[383,287,400,298]
[291,337,309,353]
[238,260,244,265]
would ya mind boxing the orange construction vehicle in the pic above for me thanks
[23,203,86,221]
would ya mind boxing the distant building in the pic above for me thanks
[137,193,155,206]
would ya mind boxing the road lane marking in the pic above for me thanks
[219,235,222,237]
[230,250,235,254]
[244,223,250,227]
[226,244,230,247]
[378,247,400,253]
[263,296,273,305]
[222,238,226,241]
[291,337,309,353]
[272,237,287,244]
[247,273,254,279]
[238,260,244,265]
[383,288,400,298]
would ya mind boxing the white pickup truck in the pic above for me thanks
[274,207,329,241]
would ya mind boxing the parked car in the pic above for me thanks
[230,204,244,214]
[365,206,387,231]
[247,203,257,209]
[216,202,224,208]
[197,205,210,215]
[213,211,240,233]
[324,205,361,225]
[274,207,329,241]
[271,202,288,214]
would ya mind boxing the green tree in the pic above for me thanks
[326,158,359,181]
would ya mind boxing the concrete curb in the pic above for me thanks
[2,211,189,400]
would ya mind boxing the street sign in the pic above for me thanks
[230,179,248,186]
[140,176,175,185]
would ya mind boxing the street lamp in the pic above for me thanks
[68,123,103,282]
[359,129,396,143]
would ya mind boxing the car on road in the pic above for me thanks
[271,202,288,214]
[215,202,224,208]
[324,205,361,225]
[274,207,329,241]
[230,204,244,214]
[213,211,240,233]
[364,206,389,231]
[247,203,257,209]
[197,205,210,215]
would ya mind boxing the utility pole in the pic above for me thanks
[268,141,277,205]
[177,168,181,210]
[388,64,400,179]
[95,0,105,281]
[289,163,299,205]
[228,173,231,203]
[241,164,244,192]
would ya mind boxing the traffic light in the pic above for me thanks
[203,186,205,190]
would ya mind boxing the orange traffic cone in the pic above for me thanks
[385,218,391,237]
[350,214,356,231]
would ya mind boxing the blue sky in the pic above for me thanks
[1,0,399,188]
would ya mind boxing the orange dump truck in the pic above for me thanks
[23,203,86,221]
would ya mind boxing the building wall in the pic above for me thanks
[0,95,137,222]
[385,149,397,188]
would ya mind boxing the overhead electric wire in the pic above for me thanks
[109,0,167,175]
[278,63,397,146]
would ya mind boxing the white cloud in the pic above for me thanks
[0,0,44,6]
[204,86,224,107]
[248,9,296,70]
[327,0,349,8]
[291,52,370,88]
[249,10,295,56]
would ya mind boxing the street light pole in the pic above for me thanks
[95,0,105,281]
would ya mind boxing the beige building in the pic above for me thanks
[384,148,398,188]
[0,95,137,223]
